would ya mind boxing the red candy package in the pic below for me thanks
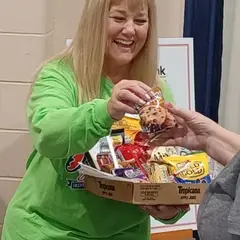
[115,143,149,177]
[115,144,147,163]
[134,131,151,151]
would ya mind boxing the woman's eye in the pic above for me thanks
[135,19,147,25]
[112,16,125,22]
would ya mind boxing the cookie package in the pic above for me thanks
[137,87,178,137]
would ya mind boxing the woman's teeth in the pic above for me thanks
[114,39,134,47]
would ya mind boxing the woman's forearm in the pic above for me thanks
[206,124,240,166]
[216,126,240,152]
[206,136,237,166]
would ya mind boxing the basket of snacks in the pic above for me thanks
[80,88,210,205]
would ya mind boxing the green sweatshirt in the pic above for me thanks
[1,60,184,240]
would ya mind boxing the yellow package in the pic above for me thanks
[148,161,172,183]
[162,153,211,184]
[112,114,141,143]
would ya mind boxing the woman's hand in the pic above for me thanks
[108,80,153,120]
[150,103,238,166]
[150,103,215,152]
[140,204,189,220]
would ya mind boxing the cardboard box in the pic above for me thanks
[84,174,209,205]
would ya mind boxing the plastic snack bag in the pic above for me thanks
[111,114,141,144]
[112,167,148,181]
[136,87,178,137]
[163,153,212,184]
[147,160,174,183]
[150,146,178,159]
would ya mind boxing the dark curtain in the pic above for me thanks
[183,0,224,123]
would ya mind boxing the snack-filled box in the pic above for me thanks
[79,87,211,205]
[80,164,209,205]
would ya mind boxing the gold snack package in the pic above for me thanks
[112,115,141,143]
[162,153,212,184]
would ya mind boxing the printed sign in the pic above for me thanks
[151,38,196,233]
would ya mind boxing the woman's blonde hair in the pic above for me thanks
[33,0,158,102]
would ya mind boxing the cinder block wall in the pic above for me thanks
[0,0,54,234]
[0,0,184,235]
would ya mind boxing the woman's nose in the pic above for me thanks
[122,20,136,36]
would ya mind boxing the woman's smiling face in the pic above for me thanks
[105,0,149,66]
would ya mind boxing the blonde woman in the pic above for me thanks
[2,1,187,239]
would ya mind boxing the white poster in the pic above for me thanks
[151,38,196,233]
[157,38,195,111]
[66,38,197,232]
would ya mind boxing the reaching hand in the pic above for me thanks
[150,103,216,152]
[140,204,189,220]
[107,80,153,120]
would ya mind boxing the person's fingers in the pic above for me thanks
[177,205,190,211]
[132,80,153,95]
[140,205,186,220]
[174,116,187,128]
[156,205,178,213]
[149,127,186,144]
[117,89,146,107]
[119,80,152,98]
[127,84,152,102]
[155,205,180,219]
[141,206,161,218]
[164,102,194,122]
[150,138,176,146]
[113,100,137,115]
[139,205,153,213]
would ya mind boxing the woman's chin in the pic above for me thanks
[113,56,134,66]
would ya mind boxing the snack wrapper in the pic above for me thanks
[175,147,202,156]
[150,146,178,159]
[112,167,148,181]
[101,159,136,173]
[115,143,149,177]
[111,129,125,147]
[96,152,112,167]
[115,143,148,163]
[136,87,178,136]
[163,153,212,184]
[134,131,151,151]
[148,161,173,183]
[112,115,141,143]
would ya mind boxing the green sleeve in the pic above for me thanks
[157,78,175,105]
[156,209,188,225]
[27,61,115,159]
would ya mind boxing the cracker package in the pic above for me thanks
[150,146,178,159]
[163,153,212,184]
[148,160,173,183]
[137,87,177,136]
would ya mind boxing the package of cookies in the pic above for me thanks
[137,87,178,136]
